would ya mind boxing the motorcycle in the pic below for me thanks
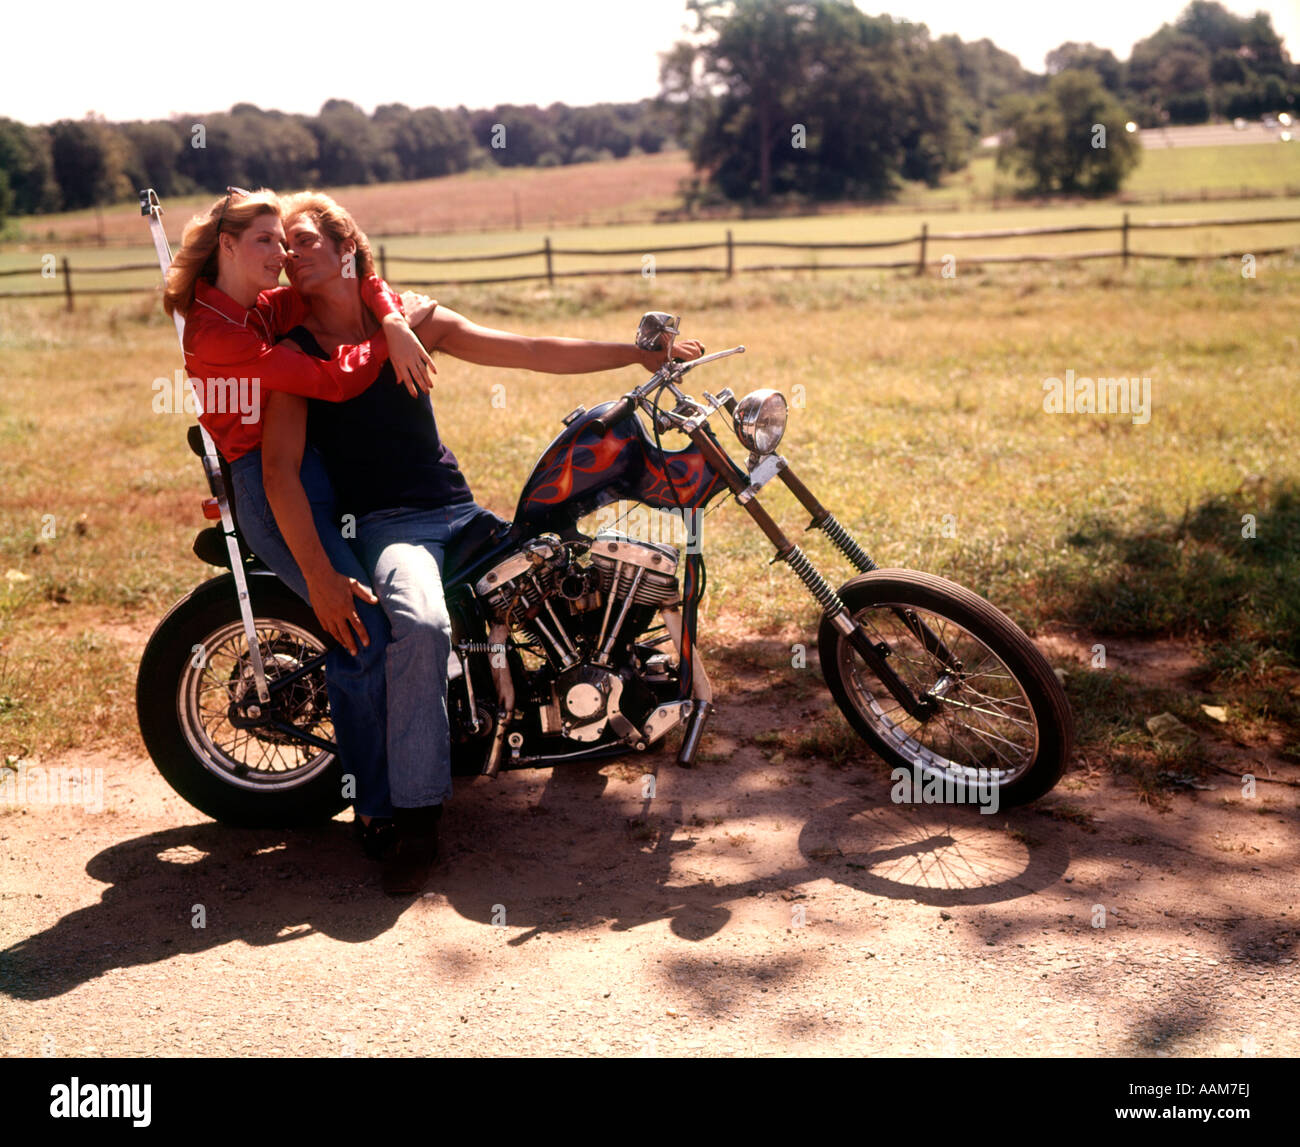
[135,195,1073,828]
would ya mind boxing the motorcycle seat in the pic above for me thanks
[443,507,516,589]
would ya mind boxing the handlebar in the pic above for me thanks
[588,394,637,436]
[588,345,746,437]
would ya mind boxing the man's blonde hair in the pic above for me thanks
[281,190,376,278]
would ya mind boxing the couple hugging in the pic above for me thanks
[162,187,703,893]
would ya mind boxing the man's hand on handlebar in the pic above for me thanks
[638,336,705,373]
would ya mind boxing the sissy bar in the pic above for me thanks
[140,188,271,705]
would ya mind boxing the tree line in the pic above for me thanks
[0,99,676,222]
[663,0,1297,203]
[1,0,1296,223]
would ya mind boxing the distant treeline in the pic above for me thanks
[0,99,676,218]
[663,0,1298,203]
[1,0,1296,220]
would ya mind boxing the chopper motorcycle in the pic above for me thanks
[135,195,1073,828]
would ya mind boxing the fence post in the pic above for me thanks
[726,229,734,278]
[917,222,928,276]
[61,256,73,312]
[379,244,388,283]
[1122,212,1130,270]
[544,236,554,286]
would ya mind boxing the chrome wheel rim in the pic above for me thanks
[177,620,335,792]
[837,602,1039,789]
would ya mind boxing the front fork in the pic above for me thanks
[687,428,956,724]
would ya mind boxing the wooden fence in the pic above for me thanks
[2,212,1298,308]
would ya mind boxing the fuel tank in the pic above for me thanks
[513,401,733,535]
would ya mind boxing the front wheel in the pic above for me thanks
[817,569,1073,808]
[136,574,347,827]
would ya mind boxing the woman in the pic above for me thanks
[162,187,434,844]
[262,190,704,895]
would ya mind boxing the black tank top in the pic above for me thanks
[283,325,475,521]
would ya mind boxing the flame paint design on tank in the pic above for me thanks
[635,450,726,509]
[524,430,630,506]
[514,402,731,533]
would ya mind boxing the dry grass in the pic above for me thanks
[1,257,1297,768]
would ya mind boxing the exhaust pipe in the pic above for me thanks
[676,700,713,767]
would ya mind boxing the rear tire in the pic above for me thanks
[817,569,1073,808]
[136,575,347,827]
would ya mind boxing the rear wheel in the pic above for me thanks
[817,569,1072,808]
[137,576,346,827]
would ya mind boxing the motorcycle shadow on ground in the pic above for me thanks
[435,750,1071,947]
[0,748,1070,1000]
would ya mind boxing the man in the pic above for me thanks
[261,191,703,894]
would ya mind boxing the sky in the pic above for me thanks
[2,0,1297,125]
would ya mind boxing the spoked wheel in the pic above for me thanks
[137,575,348,826]
[817,569,1073,808]
[179,620,334,787]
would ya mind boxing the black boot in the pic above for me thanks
[382,804,442,895]
[353,815,397,861]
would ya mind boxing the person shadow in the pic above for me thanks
[0,819,407,1001]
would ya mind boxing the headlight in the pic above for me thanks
[734,389,788,455]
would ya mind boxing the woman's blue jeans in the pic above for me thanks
[228,447,394,818]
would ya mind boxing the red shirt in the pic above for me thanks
[182,275,405,462]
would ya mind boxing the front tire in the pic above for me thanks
[136,574,347,827]
[817,569,1073,808]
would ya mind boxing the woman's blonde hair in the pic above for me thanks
[162,188,281,317]
[281,190,376,278]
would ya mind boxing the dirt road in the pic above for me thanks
[1,639,1296,1058]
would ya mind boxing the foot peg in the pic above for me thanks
[676,700,713,767]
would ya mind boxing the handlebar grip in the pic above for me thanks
[589,395,636,436]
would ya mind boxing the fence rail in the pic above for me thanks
[3,213,1298,308]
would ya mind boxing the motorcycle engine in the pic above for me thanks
[474,528,680,743]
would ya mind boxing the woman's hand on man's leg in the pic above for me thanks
[306,566,381,656]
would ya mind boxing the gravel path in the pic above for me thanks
[2,664,1296,1058]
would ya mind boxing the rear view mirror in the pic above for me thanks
[635,311,680,354]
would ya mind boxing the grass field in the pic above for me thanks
[1,257,1297,772]
[913,142,1300,207]
[2,194,1298,299]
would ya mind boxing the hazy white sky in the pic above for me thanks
[2,0,1297,124]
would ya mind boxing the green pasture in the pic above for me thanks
[1,193,1298,302]
[913,143,1300,207]
[1,257,1297,770]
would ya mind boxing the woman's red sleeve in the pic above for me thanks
[201,322,391,402]
[360,274,405,321]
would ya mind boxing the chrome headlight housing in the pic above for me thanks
[733,389,788,455]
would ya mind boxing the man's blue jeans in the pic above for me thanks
[353,500,487,809]
[228,447,394,818]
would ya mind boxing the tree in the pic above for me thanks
[121,120,188,198]
[0,119,61,214]
[680,0,816,202]
[308,100,392,185]
[49,117,132,210]
[669,0,972,205]
[1046,42,1124,93]
[937,35,1036,137]
[996,70,1140,195]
